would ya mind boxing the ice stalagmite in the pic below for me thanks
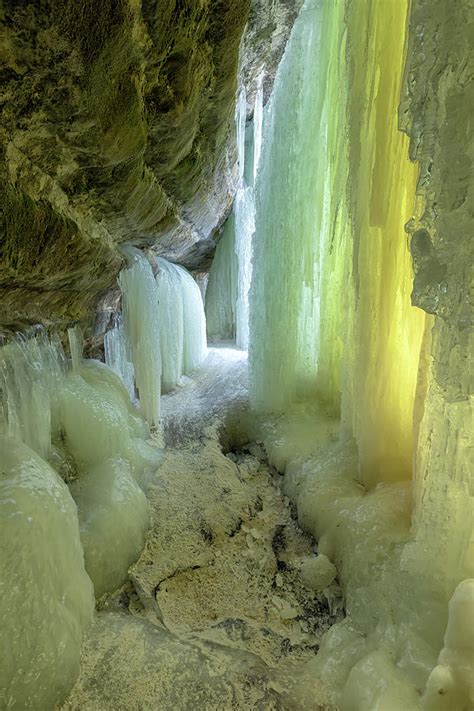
[0,435,95,710]
[119,247,162,425]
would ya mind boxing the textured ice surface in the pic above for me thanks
[104,316,135,401]
[119,247,162,425]
[423,580,474,710]
[59,361,156,595]
[0,332,65,459]
[206,81,262,349]
[155,257,207,388]
[70,457,150,598]
[205,212,238,341]
[0,436,94,710]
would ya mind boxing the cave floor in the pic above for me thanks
[63,347,341,710]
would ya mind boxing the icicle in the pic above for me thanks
[253,75,264,183]
[234,186,255,350]
[175,263,207,373]
[155,257,184,392]
[205,213,238,341]
[0,330,65,459]
[104,316,135,401]
[236,87,247,181]
[119,247,162,426]
[155,257,207,390]
[68,325,84,371]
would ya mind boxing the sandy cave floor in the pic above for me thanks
[62,347,343,710]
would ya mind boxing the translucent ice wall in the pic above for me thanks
[249,0,472,706]
[249,0,326,411]
[249,0,426,484]
[342,0,427,486]
[119,247,162,425]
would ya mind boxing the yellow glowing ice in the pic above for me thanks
[343,0,427,486]
[250,0,427,488]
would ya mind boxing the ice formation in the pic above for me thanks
[154,256,207,391]
[173,261,207,374]
[0,332,161,704]
[104,316,135,401]
[205,211,238,341]
[0,331,65,460]
[115,250,206,402]
[155,257,185,392]
[119,246,162,425]
[205,80,263,349]
[247,0,473,707]
[0,436,95,710]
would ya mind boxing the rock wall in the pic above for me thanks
[0,0,301,333]
[401,0,474,589]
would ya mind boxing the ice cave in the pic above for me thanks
[0,0,473,709]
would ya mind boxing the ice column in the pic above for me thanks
[68,325,84,371]
[234,80,264,350]
[119,247,162,425]
[155,257,206,391]
[176,262,207,373]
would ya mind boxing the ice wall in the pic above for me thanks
[206,80,263,348]
[249,0,327,411]
[119,247,162,425]
[0,332,161,704]
[249,0,426,481]
[248,0,472,706]
[342,0,427,486]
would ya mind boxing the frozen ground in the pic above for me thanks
[63,347,342,710]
